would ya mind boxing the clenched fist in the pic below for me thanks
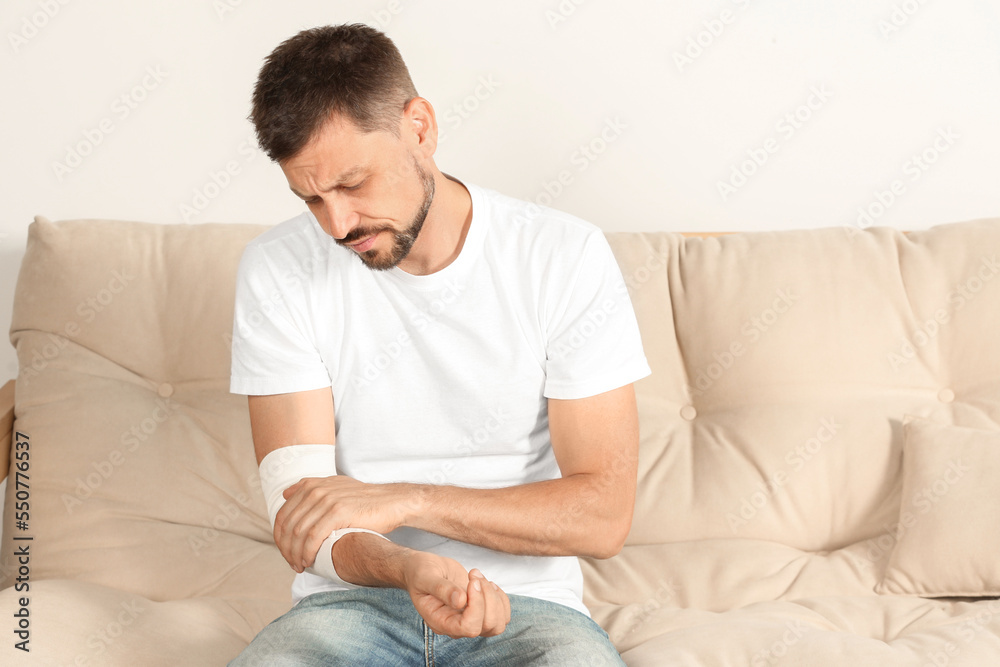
[401,551,511,638]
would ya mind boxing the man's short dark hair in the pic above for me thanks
[250,23,418,162]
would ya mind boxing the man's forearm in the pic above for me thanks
[399,470,633,559]
[330,531,410,588]
[395,387,639,559]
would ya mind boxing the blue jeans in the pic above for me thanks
[229,588,625,666]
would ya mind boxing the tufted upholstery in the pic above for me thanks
[1,218,292,666]
[2,216,1000,665]
[587,220,1000,665]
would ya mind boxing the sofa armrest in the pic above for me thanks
[0,380,13,485]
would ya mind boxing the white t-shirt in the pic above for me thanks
[230,179,650,616]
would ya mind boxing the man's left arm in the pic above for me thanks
[279,383,638,563]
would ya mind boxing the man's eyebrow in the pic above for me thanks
[290,165,367,199]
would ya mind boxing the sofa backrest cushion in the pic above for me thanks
[604,220,1000,554]
[2,217,292,615]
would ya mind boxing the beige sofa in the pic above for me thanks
[2,215,1000,666]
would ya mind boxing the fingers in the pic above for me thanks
[455,570,485,637]
[277,499,314,572]
[469,569,509,637]
[470,570,492,635]
[487,579,511,635]
[405,558,471,638]
[495,581,511,631]
[431,576,466,611]
[407,560,509,639]
[421,572,482,639]
[274,479,333,573]
[274,477,404,574]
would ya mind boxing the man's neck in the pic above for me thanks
[396,172,473,276]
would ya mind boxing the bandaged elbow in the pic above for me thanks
[257,444,388,586]
[258,444,339,528]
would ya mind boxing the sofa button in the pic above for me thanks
[937,388,955,403]
[680,405,697,421]
[157,382,174,398]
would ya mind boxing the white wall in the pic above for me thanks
[1,0,999,381]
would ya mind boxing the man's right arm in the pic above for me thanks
[247,388,510,637]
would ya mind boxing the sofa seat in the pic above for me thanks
[584,540,1000,665]
[8,579,276,665]
[609,596,1000,666]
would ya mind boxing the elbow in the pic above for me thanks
[583,515,632,560]
[587,542,624,560]
[566,477,636,559]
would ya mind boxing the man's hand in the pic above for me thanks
[275,475,411,572]
[401,552,511,638]
[330,532,511,639]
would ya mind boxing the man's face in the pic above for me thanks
[281,115,435,271]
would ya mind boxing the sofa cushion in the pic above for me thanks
[877,418,1000,596]
[2,218,292,629]
[0,579,260,666]
[606,596,1000,667]
[9,216,268,382]
[588,219,1000,613]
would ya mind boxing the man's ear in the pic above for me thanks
[401,97,438,157]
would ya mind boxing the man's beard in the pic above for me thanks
[340,158,435,271]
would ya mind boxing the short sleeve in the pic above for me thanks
[543,231,651,399]
[230,243,332,396]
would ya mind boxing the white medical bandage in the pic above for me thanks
[258,444,389,587]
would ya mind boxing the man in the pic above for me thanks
[229,23,650,666]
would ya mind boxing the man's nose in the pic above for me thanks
[318,196,359,240]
